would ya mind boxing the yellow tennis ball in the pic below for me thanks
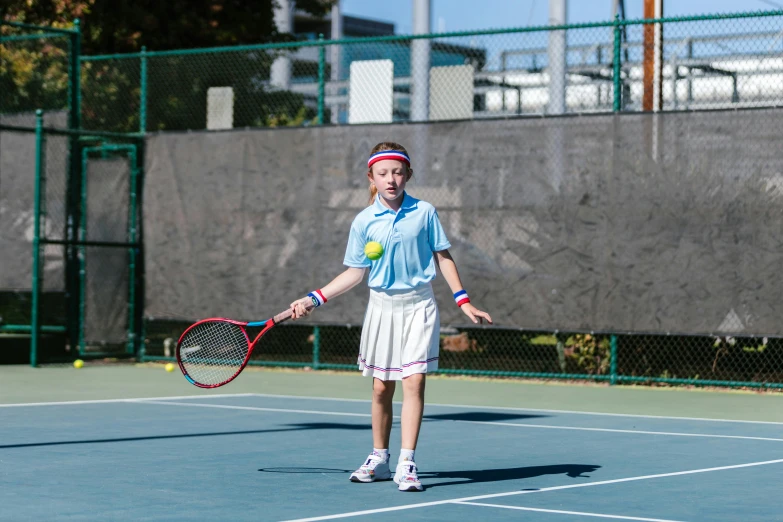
[73,359,84,369]
[364,241,384,261]
[165,363,175,373]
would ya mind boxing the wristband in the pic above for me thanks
[454,290,470,307]
[307,290,327,307]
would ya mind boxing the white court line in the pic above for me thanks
[0,393,256,408]
[455,501,687,522]
[248,393,783,426]
[283,458,783,521]
[456,420,783,443]
[139,401,783,442]
[2,391,781,426]
[135,400,373,418]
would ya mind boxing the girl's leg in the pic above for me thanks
[350,378,396,483]
[372,377,396,449]
[400,373,426,450]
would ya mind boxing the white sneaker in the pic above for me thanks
[394,460,424,491]
[349,453,392,483]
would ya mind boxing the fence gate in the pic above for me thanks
[75,143,140,356]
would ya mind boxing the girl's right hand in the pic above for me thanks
[289,296,314,320]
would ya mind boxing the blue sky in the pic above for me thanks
[341,0,783,34]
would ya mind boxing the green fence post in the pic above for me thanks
[30,110,45,368]
[126,147,139,354]
[317,34,325,125]
[612,14,622,112]
[70,19,82,129]
[78,147,90,356]
[312,326,321,370]
[66,18,83,361]
[610,334,618,385]
[140,46,147,133]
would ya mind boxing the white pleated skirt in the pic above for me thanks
[358,284,440,381]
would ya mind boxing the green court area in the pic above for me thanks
[2,364,783,521]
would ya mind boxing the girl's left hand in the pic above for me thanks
[461,303,493,325]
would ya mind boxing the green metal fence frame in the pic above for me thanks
[78,143,141,358]
[127,9,783,389]
[78,9,783,132]
[140,323,783,389]
[6,14,783,388]
[0,114,144,366]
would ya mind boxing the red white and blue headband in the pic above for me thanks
[368,150,411,169]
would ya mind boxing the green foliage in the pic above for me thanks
[0,33,70,113]
[564,334,611,375]
[714,335,768,353]
[3,0,334,128]
[3,0,338,54]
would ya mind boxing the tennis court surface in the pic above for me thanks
[1,365,782,521]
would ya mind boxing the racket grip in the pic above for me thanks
[273,301,315,325]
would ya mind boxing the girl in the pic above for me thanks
[290,142,492,492]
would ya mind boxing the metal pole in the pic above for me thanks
[271,0,293,90]
[66,18,83,358]
[70,19,81,130]
[653,0,663,111]
[411,0,431,121]
[642,0,663,111]
[78,147,89,355]
[31,110,45,368]
[610,334,618,385]
[127,148,139,354]
[317,34,325,125]
[613,14,622,112]
[312,326,321,370]
[140,46,147,133]
[330,0,343,124]
[547,0,567,114]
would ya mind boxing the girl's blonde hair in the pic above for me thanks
[367,142,413,205]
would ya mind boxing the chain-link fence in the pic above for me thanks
[1,24,78,361]
[6,14,783,388]
[79,10,783,132]
[142,322,782,389]
[0,111,144,365]
[0,117,69,363]
[138,107,783,389]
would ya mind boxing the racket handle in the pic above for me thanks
[273,301,315,325]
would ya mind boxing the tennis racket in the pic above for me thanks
[176,302,314,388]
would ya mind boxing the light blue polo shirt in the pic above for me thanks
[343,192,451,290]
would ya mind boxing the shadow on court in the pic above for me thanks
[419,464,602,489]
[258,467,353,474]
[0,422,370,449]
[423,412,548,422]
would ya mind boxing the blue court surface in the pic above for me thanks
[1,393,781,521]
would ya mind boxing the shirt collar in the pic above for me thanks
[373,191,416,216]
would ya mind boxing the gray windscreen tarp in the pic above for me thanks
[143,109,783,336]
[0,112,68,290]
[83,158,131,344]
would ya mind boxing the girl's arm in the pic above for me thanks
[434,249,493,325]
[290,267,367,319]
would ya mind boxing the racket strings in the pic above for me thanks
[179,321,250,385]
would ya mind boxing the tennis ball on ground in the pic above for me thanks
[73,359,84,369]
[364,241,384,261]
[165,363,175,373]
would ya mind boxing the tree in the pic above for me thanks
[2,0,336,53]
[2,0,335,129]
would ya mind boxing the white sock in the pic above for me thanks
[372,448,389,460]
[399,448,415,463]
